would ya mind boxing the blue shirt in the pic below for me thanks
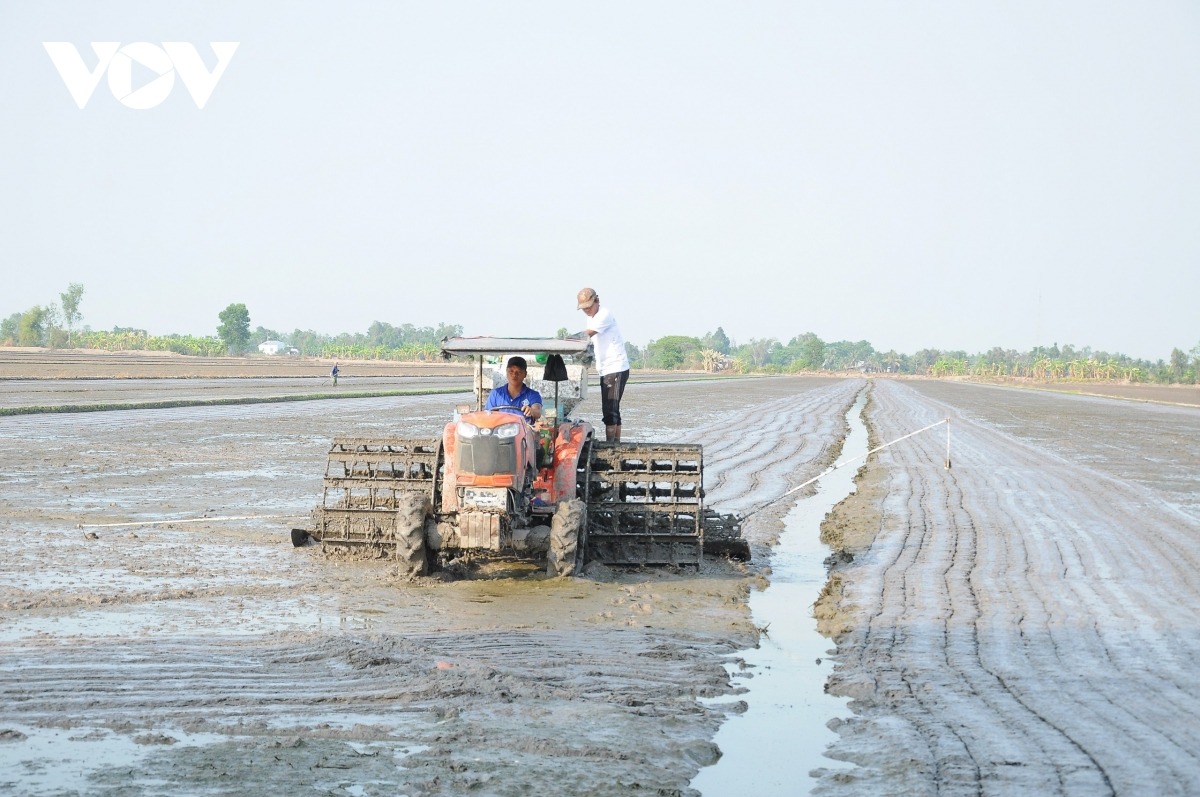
[485,383,543,420]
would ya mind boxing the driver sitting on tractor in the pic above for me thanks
[485,356,543,423]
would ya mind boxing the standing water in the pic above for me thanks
[691,391,867,795]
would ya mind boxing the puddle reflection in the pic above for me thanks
[692,392,867,795]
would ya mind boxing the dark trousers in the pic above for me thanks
[600,370,630,426]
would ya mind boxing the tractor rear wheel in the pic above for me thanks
[394,493,430,578]
[547,499,585,577]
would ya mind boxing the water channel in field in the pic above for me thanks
[691,391,867,795]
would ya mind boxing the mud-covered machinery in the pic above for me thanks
[294,336,748,575]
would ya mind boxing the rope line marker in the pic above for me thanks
[741,417,950,522]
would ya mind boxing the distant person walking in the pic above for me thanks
[330,362,340,386]
[577,287,630,442]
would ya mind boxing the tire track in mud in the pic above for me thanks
[819,379,1200,797]
[0,628,739,795]
[0,630,734,727]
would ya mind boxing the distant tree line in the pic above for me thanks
[634,329,1200,385]
[1,283,85,349]
[247,319,463,361]
[0,291,463,362]
[3,290,1197,383]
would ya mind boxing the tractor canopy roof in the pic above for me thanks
[440,336,589,357]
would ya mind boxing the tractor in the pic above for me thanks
[293,336,747,576]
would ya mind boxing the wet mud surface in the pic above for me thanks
[0,370,854,796]
[815,379,1200,796]
[5,360,1197,796]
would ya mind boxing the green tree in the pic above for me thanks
[646,335,701,369]
[701,327,731,355]
[0,312,21,344]
[881,349,903,374]
[433,322,464,342]
[910,348,942,374]
[60,283,84,346]
[625,341,644,368]
[849,340,876,370]
[786,332,826,370]
[249,325,286,347]
[743,337,779,368]
[289,328,331,356]
[1169,347,1189,381]
[366,321,403,348]
[17,306,49,346]
[217,303,251,354]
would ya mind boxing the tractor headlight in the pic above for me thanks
[495,423,521,439]
[457,421,479,438]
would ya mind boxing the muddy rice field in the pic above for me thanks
[1,353,1198,796]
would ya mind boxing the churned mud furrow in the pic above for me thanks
[817,379,1200,797]
[689,380,862,519]
[998,549,1200,786]
[838,385,1117,794]
[886,386,1169,792]
[699,394,818,503]
[693,382,845,460]
[948,408,1200,772]
[881,435,991,794]
[961,465,1094,792]
[950,417,1195,792]
[624,377,854,521]
[945,441,1123,792]
[0,622,746,794]
[620,375,839,443]
[1,630,733,728]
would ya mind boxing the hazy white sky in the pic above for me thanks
[3,2,1198,360]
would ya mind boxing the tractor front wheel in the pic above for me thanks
[547,499,585,577]
[394,493,431,578]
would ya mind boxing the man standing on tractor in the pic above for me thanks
[577,287,630,442]
[485,356,543,422]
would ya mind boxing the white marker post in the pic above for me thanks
[946,418,952,469]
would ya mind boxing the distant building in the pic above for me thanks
[257,340,288,355]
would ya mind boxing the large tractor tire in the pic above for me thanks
[547,499,585,577]
[393,493,430,578]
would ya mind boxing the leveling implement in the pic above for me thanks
[293,336,748,576]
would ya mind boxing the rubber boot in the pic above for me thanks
[606,424,621,443]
